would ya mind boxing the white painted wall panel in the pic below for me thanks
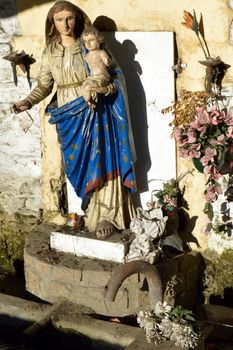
[68,31,176,213]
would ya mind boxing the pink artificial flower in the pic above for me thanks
[205,183,222,203]
[210,106,225,125]
[187,128,197,143]
[204,164,221,180]
[203,165,212,175]
[209,135,226,146]
[200,147,216,166]
[200,156,211,166]
[211,166,222,181]
[167,198,177,207]
[205,185,217,203]
[189,119,201,129]
[215,134,226,145]
[227,126,233,139]
[188,143,201,158]
[178,136,189,147]
[224,113,233,126]
[164,195,177,207]
[172,127,190,147]
[205,147,217,159]
[172,127,182,141]
[217,134,226,144]
[179,147,189,158]
[196,107,211,125]
[198,125,207,135]
[209,139,217,146]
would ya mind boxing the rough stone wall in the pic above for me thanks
[1,0,233,261]
[0,0,43,271]
[0,0,42,216]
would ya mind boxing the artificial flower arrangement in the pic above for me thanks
[172,100,233,222]
[152,173,192,217]
[162,11,232,232]
[148,173,193,255]
[153,178,181,217]
[137,301,201,348]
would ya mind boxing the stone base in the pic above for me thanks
[50,230,129,263]
[24,224,205,317]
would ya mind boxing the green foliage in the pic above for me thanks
[203,249,233,301]
[0,213,38,273]
[170,305,196,323]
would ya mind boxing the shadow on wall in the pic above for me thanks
[94,16,151,207]
[0,0,54,18]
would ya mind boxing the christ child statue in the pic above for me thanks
[81,26,112,109]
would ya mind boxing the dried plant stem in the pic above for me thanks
[197,34,208,59]
[201,34,211,57]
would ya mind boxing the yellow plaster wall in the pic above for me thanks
[13,0,233,247]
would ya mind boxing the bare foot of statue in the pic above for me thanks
[96,220,114,239]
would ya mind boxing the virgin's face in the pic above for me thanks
[53,10,75,37]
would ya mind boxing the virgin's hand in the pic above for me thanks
[88,83,116,96]
[12,99,31,114]
[95,83,116,96]
[95,86,108,94]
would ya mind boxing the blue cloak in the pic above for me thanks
[48,76,136,210]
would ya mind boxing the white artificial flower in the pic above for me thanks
[137,303,200,349]
[153,301,172,317]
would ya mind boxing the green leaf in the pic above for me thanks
[185,314,196,322]
[192,157,204,173]
[203,202,214,221]
[217,148,227,170]
[192,10,199,36]
[162,233,184,252]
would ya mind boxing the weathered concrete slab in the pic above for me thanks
[50,230,129,263]
[0,292,49,326]
[0,294,206,350]
[197,304,233,326]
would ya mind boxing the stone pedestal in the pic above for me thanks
[24,224,204,317]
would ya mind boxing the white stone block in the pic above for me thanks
[50,231,129,263]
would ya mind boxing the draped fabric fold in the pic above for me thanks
[48,81,136,210]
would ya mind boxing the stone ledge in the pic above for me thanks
[0,294,207,350]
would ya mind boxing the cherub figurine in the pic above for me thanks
[81,26,112,109]
[126,207,168,263]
